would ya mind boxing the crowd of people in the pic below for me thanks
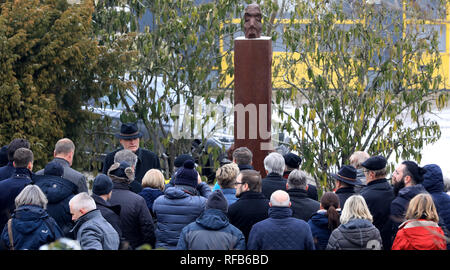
[0,122,449,250]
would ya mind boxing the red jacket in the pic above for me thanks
[392,219,447,250]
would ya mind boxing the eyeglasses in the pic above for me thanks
[235,182,244,185]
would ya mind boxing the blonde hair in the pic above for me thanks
[349,151,370,169]
[216,163,240,188]
[142,169,165,191]
[340,195,373,224]
[405,193,439,223]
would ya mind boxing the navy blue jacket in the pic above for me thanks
[153,183,211,249]
[0,162,15,181]
[0,168,33,231]
[138,187,164,217]
[1,205,63,250]
[177,209,246,250]
[422,164,450,248]
[33,174,78,237]
[308,210,339,250]
[390,184,427,234]
[247,207,315,250]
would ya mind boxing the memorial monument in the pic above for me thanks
[234,3,273,177]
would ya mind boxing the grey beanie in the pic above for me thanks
[206,190,228,213]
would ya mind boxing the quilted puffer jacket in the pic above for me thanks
[153,183,210,249]
[247,207,315,250]
[326,218,383,250]
[176,208,245,250]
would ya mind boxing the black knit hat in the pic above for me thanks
[206,190,228,213]
[174,160,198,188]
[284,153,302,169]
[402,161,426,184]
[174,154,195,168]
[93,174,113,195]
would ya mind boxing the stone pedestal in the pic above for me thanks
[234,36,272,177]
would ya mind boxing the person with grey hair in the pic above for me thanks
[261,152,287,200]
[1,185,63,250]
[113,149,142,193]
[247,190,315,250]
[286,169,320,221]
[102,122,161,189]
[108,161,156,249]
[69,192,119,250]
[36,138,88,193]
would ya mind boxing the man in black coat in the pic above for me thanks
[228,170,269,243]
[91,174,123,245]
[261,152,287,200]
[359,155,395,250]
[286,169,319,221]
[102,123,160,189]
[107,161,156,249]
[332,165,363,208]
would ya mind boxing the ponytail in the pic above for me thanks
[326,205,340,231]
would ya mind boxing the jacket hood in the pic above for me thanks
[340,219,377,248]
[164,186,190,199]
[422,164,444,193]
[196,208,229,230]
[33,175,77,203]
[398,184,427,201]
[12,205,48,235]
[310,210,330,229]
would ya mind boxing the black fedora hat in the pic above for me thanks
[115,122,143,140]
[331,165,362,186]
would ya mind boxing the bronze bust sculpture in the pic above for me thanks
[244,3,262,39]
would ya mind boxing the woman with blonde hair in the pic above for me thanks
[138,169,165,218]
[326,195,382,250]
[215,163,240,205]
[392,193,447,250]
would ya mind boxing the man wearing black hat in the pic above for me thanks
[390,161,427,239]
[283,152,318,201]
[359,155,395,250]
[102,122,160,187]
[91,174,123,245]
[332,165,362,208]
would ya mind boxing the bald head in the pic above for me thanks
[270,190,291,207]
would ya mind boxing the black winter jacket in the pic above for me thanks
[228,191,269,242]
[287,189,320,221]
